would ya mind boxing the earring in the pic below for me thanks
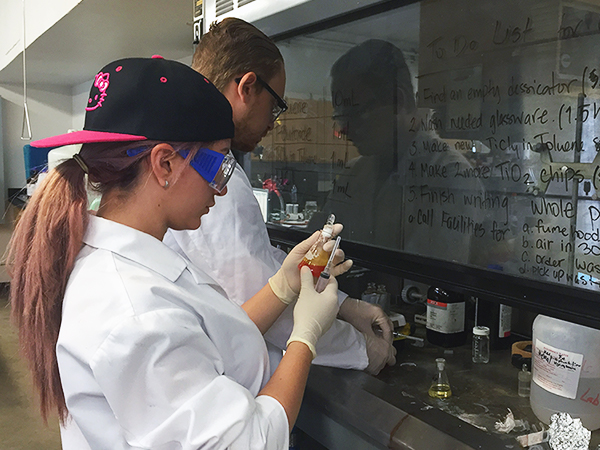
[164,180,169,189]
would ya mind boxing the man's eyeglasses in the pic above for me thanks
[235,75,288,122]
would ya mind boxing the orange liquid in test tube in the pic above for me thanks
[299,248,331,277]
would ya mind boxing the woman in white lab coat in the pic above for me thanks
[8,56,349,450]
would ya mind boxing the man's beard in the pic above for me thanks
[231,136,256,153]
[231,115,260,153]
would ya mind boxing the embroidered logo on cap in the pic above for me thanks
[86,72,110,111]
[31,56,234,149]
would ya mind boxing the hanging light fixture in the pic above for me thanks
[20,0,32,140]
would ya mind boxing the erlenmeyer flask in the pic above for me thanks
[428,358,452,399]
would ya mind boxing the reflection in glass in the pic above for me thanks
[249,0,600,292]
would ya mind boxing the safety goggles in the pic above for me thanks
[180,147,237,193]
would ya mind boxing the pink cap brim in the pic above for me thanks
[31,130,148,148]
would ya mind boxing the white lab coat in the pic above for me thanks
[57,215,288,450]
[164,165,368,371]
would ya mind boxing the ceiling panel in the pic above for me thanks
[0,0,194,87]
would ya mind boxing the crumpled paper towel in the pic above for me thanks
[495,408,529,433]
[547,412,591,450]
[495,409,516,433]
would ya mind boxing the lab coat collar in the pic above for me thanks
[84,214,192,283]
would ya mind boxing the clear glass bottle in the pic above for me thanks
[376,284,391,312]
[472,326,490,363]
[361,282,377,304]
[298,214,335,277]
[518,363,532,397]
[474,297,513,350]
[429,358,452,399]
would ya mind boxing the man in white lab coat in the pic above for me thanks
[163,18,396,375]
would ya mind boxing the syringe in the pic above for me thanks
[315,236,341,293]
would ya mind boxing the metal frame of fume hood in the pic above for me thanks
[269,0,419,43]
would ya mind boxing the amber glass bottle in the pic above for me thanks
[426,286,467,348]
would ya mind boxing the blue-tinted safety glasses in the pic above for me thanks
[180,148,236,193]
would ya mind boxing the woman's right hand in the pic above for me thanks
[286,266,340,359]
[268,223,352,305]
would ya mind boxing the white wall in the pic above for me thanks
[72,79,91,131]
[0,0,81,199]
[0,84,72,188]
[0,0,82,73]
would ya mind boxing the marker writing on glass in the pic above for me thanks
[315,236,341,293]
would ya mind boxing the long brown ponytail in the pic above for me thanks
[7,159,88,423]
[6,140,203,424]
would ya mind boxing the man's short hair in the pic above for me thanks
[192,18,284,92]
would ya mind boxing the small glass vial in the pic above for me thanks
[299,214,335,277]
[361,282,377,304]
[518,363,532,397]
[429,358,452,399]
[472,326,490,363]
[376,284,391,312]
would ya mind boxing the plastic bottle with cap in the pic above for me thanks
[298,214,335,277]
[472,326,490,363]
[530,314,600,430]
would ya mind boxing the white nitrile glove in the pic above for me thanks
[268,224,352,305]
[363,333,397,375]
[287,266,340,359]
[322,237,354,278]
[338,298,396,375]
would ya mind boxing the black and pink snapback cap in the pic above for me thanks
[32,55,234,148]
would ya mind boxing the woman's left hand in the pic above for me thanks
[268,224,352,304]
[338,298,396,374]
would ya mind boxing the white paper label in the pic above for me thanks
[533,338,584,399]
[498,304,512,338]
[426,299,465,334]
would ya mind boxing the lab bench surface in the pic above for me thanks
[297,340,600,450]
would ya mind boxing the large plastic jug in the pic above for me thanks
[530,315,600,430]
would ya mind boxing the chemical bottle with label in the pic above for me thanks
[474,298,513,349]
[530,314,600,430]
[426,286,467,348]
[298,214,335,277]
